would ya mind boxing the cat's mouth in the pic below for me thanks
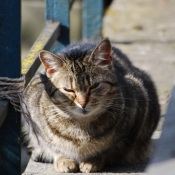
[72,105,98,117]
[77,108,90,116]
[82,109,88,114]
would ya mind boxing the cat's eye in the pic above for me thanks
[90,83,100,90]
[63,87,74,93]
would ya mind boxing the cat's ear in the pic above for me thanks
[91,38,112,66]
[39,50,63,77]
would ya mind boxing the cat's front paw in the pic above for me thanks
[54,158,78,173]
[79,160,104,173]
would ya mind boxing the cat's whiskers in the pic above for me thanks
[104,96,147,102]
[99,103,135,115]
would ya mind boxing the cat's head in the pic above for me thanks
[39,38,117,118]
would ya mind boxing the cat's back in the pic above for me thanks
[111,44,160,134]
[111,45,156,87]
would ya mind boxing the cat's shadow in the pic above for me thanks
[103,161,148,173]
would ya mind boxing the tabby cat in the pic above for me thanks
[23,38,160,173]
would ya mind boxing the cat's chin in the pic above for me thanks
[71,108,101,120]
[70,108,93,118]
[81,109,88,115]
[75,110,91,117]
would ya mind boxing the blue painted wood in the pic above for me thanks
[82,0,103,39]
[45,0,70,53]
[0,1,21,78]
[0,1,21,175]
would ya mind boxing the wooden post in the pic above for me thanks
[82,0,103,39]
[45,0,70,53]
[0,1,21,175]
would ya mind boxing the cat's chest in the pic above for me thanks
[48,123,115,161]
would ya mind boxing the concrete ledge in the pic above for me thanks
[23,159,146,175]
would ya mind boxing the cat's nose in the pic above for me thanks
[80,101,87,109]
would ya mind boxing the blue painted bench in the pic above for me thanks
[0,1,21,175]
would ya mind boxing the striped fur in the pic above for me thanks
[23,38,160,173]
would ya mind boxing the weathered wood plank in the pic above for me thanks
[22,21,60,86]
[0,2,21,78]
[82,0,103,39]
[147,81,175,174]
[46,0,70,53]
[0,1,21,174]
[0,100,9,127]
